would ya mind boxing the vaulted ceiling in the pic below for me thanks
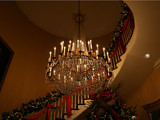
[16,1,121,39]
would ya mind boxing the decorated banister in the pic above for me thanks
[22,88,90,120]
[108,2,134,70]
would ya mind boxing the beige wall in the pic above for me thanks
[126,66,160,120]
[0,2,67,113]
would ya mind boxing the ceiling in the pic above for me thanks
[16,1,121,39]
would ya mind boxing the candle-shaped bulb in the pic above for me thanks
[79,81,81,86]
[72,42,75,51]
[88,41,90,46]
[103,71,105,77]
[96,50,98,59]
[88,41,91,52]
[98,73,100,80]
[48,51,52,62]
[107,67,110,72]
[90,40,93,49]
[96,44,99,49]
[91,76,94,80]
[77,40,79,48]
[58,74,60,80]
[64,46,66,56]
[49,67,52,76]
[54,47,56,57]
[53,70,56,75]
[60,41,63,53]
[77,65,79,72]
[69,40,72,51]
[68,44,70,52]
[107,68,110,76]
[107,51,111,63]
[49,51,52,56]
[71,77,73,82]
[79,40,82,50]
[103,47,106,58]
[84,64,87,71]
[85,77,87,83]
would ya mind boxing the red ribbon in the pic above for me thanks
[121,14,129,33]
[110,108,121,120]
[46,105,50,120]
[26,107,47,120]
[26,95,70,120]
[68,95,71,116]
[110,41,119,58]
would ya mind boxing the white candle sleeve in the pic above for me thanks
[54,47,56,57]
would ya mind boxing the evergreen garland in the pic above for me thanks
[108,2,130,54]
[86,86,137,120]
[2,91,63,120]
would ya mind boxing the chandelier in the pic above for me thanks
[45,1,112,94]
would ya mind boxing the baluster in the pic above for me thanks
[127,21,131,43]
[110,57,113,69]
[118,44,123,56]
[121,34,125,50]
[128,21,133,41]
[59,97,63,119]
[83,88,86,99]
[42,109,46,120]
[114,52,118,64]
[117,51,120,63]
[55,100,58,119]
[122,28,128,46]
[87,88,90,99]
[111,57,114,69]
[79,91,81,104]
[76,92,78,109]
[52,106,55,120]
[125,23,130,45]
[113,56,117,69]
[64,97,67,113]
[72,93,75,109]
[58,98,60,119]
[81,90,84,104]
[123,31,127,47]
[77,91,79,105]
[115,51,120,63]
[62,96,65,119]
[49,109,52,120]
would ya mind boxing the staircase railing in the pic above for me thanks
[25,88,91,120]
[109,10,134,70]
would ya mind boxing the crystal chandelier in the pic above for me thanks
[45,1,112,94]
